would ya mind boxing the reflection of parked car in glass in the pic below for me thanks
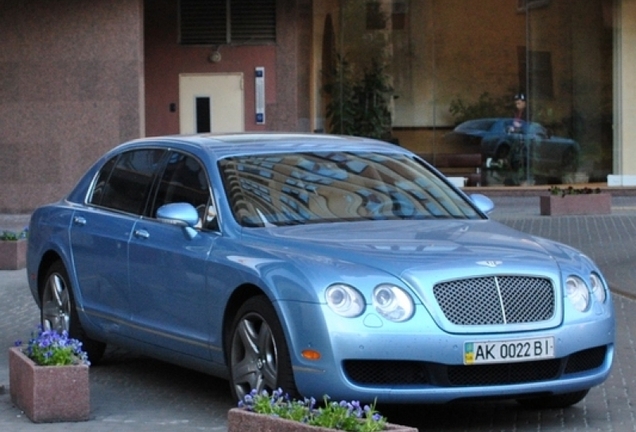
[444,118,580,182]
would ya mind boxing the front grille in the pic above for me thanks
[433,276,555,326]
[343,346,607,387]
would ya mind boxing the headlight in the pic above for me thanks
[565,276,590,312]
[373,284,414,322]
[325,284,365,317]
[590,273,607,304]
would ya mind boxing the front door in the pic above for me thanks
[179,73,245,134]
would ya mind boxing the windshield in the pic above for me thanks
[219,151,481,227]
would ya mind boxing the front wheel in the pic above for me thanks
[41,261,106,363]
[227,296,298,402]
[516,389,589,409]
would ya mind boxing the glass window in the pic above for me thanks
[151,152,216,230]
[219,151,481,227]
[88,149,166,215]
[315,0,613,187]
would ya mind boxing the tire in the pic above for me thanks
[494,144,510,162]
[41,261,106,363]
[516,389,589,409]
[227,295,298,402]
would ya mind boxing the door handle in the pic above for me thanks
[73,216,86,226]
[133,229,150,239]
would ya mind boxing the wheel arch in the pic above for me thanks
[494,140,512,159]
[36,250,65,303]
[222,283,269,361]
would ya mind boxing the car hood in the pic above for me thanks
[243,219,575,287]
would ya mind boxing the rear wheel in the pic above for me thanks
[227,295,298,402]
[41,261,106,363]
[516,389,589,409]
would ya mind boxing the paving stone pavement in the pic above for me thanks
[1,195,636,431]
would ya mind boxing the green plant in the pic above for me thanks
[323,55,393,141]
[0,227,28,241]
[549,186,601,197]
[238,388,387,432]
[15,327,90,366]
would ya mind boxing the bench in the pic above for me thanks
[417,153,483,187]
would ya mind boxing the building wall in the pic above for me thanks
[0,0,144,213]
[0,0,634,213]
[144,0,311,136]
[617,0,636,178]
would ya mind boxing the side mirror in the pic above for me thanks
[469,193,495,215]
[156,202,199,239]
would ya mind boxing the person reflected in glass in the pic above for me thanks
[505,93,529,185]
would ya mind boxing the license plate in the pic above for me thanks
[464,337,554,365]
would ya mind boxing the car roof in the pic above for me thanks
[118,133,404,159]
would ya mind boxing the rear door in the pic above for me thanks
[70,148,166,332]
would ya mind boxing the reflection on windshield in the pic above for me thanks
[219,152,481,227]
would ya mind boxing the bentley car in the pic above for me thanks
[26,133,613,408]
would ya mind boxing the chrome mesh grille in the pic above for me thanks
[433,276,555,326]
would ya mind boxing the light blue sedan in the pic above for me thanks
[26,133,614,408]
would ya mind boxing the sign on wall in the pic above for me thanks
[255,67,265,124]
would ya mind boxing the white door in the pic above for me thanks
[179,73,244,134]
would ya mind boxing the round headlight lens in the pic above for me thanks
[590,273,606,304]
[325,284,365,317]
[373,284,414,322]
[566,276,590,312]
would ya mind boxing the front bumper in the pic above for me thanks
[282,302,615,404]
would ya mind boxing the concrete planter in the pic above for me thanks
[0,239,27,270]
[9,347,90,423]
[540,193,612,216]
[227,408,418,432]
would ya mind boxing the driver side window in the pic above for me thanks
[151,151,217,230]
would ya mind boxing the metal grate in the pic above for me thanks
[179,0,276,45]
[564,346,606,374]
[343,360,429,385]
[433,276,555,326]
[447,359,560,386]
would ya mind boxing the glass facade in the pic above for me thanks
[314,0,614,186]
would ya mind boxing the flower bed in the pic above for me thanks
[228,389,417,432]
[540,187,611,216]
[0,238,27,270]
[9,328,91,423]
[9,347,90,423]
[228,408,418,432]
[0,228,28,270]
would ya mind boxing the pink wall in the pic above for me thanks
[0,0,144,213]
[0,0,310,212]
[144,0,307,136]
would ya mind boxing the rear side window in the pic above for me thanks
[89,149,166,215]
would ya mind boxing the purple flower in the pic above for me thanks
[16,326,90,366]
